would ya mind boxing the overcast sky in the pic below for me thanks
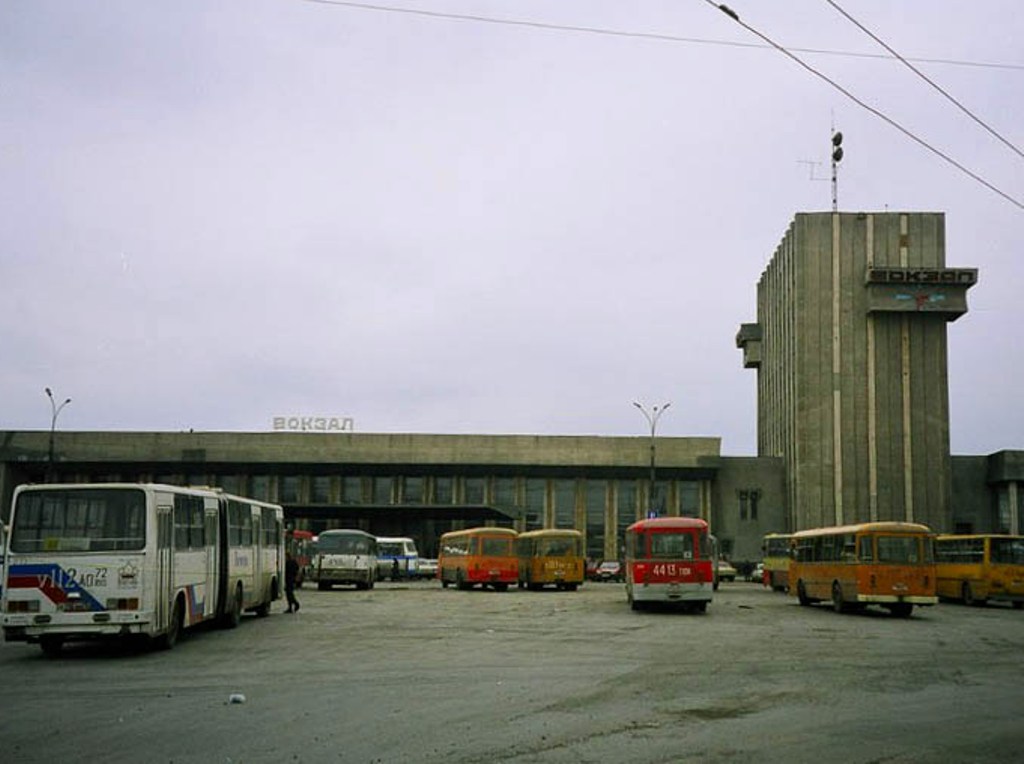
[2,1,1022,455]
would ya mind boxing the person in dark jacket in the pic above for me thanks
[285,552,301,613]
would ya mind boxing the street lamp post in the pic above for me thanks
[45,387,71,481]
[633,401,671,516]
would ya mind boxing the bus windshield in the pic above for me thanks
[10,488,146,553]
[991,538,1024,565]
[319,533,373,555]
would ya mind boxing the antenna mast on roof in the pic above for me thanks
[831,128,844,212]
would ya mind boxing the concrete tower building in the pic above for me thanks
[737,212,977,533]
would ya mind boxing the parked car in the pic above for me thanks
[417,558,439,579]
[594,560,623,582]
[586,559,601,580]
[748,562,765,583]
[716,559,738,584]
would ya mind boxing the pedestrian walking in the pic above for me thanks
[285,551,300,613]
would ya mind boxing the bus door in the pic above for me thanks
[252,509,263,605]
[204,503,219,618]
[156,502,174,632]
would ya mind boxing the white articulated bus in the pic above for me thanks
[1,483,283,655]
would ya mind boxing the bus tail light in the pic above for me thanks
[6,600,40,614]
[106,598,140,611]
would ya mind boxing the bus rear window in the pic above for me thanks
[876,535,921,564]
[11,489,146,553]
[480,537,513,557]
[649,532,694,560]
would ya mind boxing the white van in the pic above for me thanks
[376,537,419,580]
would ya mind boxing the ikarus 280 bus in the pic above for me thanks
[1,483,283,655]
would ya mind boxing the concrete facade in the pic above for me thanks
[737,212,978,533]
[0,430,785,567]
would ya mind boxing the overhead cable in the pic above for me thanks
[705,1,1023,210]
[299,0,1024,71]
[825,0,1024,161]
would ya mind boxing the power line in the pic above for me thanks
[299,0,1024,72]
[825,0,1024,161]
[704,1,1023,211]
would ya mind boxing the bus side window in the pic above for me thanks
[858,536,873,562]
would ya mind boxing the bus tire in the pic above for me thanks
[1014,601,1023,610]
[158,597,184,650]
[797,580,811,606]
[493,583,508,592]
[40,636,64,657]
[318,581,330,591]
[831,582,847,614]
[888,603,913,618]
[962,581,984,607]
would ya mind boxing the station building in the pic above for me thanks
[1,212,1021,566]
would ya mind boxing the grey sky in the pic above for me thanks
[2,1,1021,455]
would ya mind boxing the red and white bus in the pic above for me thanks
[1,483,284,655]
[438,526,518,591]
[624,517,714,612]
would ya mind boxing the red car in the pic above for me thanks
[594,560,624,582]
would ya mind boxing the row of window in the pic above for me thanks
[793,534,933,564]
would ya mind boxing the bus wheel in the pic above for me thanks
[318,581,330,591]
[888,603,913,618]
[797,580,811,606]
[962,582,984,607]
[40,636,64,657]
[493,583,509,592]
[692,601,708,614]
[831,582,847,614]
[159,598,184,650]
[1014,601,1023,610]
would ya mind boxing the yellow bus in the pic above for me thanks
[789,522,937,617]
[761,533,792,591]
[935,534,1024,608]
[516,529,585,591]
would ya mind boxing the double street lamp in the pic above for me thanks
[633,400,671,516]
[45,387,72,480]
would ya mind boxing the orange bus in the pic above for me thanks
[624,517,714,612]
[438,527,518,591]
[935,534,1024,608]
[516,529,585,591]
[789,522,937,617]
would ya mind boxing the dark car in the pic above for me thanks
[595,560,623,582]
